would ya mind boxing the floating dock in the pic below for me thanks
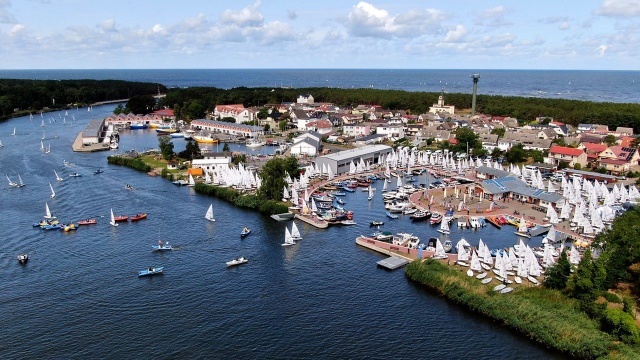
[271,212,295,221]
[528,226,550,237]
[377,256,409,270]
[294,214,329,228]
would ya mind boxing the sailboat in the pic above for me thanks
[41,119,45,127]
[367,185,374,201]
[246,135,266,148]
[381,180,388,192]
[44,202,56,219]
[16,174,25,187]
[54,170,64,181]
[437,216,451,234]
[41,140,45,151]
[45,143,51,154]
[42,131,45,140]
[514,216,531,238]
[205,204,215,222]
[187,174,195,187]
[291,222,302,240]
[49,182,56,199]
[282,227,295,246]
[7,175,18,187]
[109,208,118,227]
[0,139,3,147]
[12,127,16,136]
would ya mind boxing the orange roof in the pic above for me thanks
[550,145,584,157]
[582,142,607,153]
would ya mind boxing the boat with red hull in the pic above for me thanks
[113,215,129,222]
[77,219,97,225]
[130,213,147,222]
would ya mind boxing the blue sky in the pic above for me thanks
[0,0,638,70]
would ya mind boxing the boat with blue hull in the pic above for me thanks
[138,267,164,277]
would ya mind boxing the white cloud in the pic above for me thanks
[257,21,296,44]
[99,19,117,32]
[346,2,445,38]
[152,24,167,36]
[444,25,467,42]
[220,1,264,27]
[597,44,608,55]
[559,21,570,30]
[9,23,24,35]
[0,0,17,24]
[595,0,640,18]
[476,6,512,27]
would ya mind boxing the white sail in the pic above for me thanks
[0,139,3,147]
[291,222,302,240]
[381,180,388,192]
[433,239,447,259]
[282,186,290,200]
[7,175,17,187]
[187,174,195,187]
[368,186,374,201]
[44,202,55,219]
[49,182,55,199]
[17,174,25,187]
[569,244,581,264]
[205,204,215,222]
[282,227,295,246]
[54,170,64,181]
[110,208,118,227]
[438,217,450,234]
[470,251,482,271]
[456,238,470,261]
[543,225,557,244]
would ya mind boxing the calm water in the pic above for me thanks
[0,105,566,359]
[0,68,639,103]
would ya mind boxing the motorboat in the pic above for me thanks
[410,210,430,221]
[241,227,251,237]
[443,240,453,253]
[370,221,384,227]
[226,257,248,267]
[340,220,356,225]
[138,267,164,277]
[130,213,147,222]
[77,219,97,225]
[430,212,443,224]
[152,240,172,251]
[18,253,29,264]
[69,173,82,177]
[385,211,399,219]
[113,214,129,222]
[93,169,104,175]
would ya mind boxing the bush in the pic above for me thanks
[194,183,288,215]
[601,292,623,304]
[107,156,152,172]
[601,308,640,344]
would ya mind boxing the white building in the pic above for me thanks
[191,151,232,172]
[376,125,405,140]
[290,131,322,157]
[213,104,254,124]
[314,144,393,176]
[428,93,455,115]
[191,119,263,138]
[296,94,314,104]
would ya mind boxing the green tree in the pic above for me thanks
[220,117,236,123]
[544,250,571,289]
[257,157,299,201]
[264,124,271,133]
[222,143,230,152]
[257,107,269,120]
[186,100,205,119]
[491,147,503,159]
[505,144,526,164]
[278,120,288,132]
[158,135,174,160]
[113,104,125,115]
[603,134,618,147]
[528,149,544,163]
[454,127,480,154]
[574,163,582,170]
[490,127,505,137]
[552,137,567,147]
[558,161,569,170]
[569,248,599,305]
[126,94,156,115]
[178,140,202,160]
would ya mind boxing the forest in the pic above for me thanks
[160,86,640,132]
[0,79,166,120]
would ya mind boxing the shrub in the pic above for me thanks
[601,292,623,304]
[601,308,640,344]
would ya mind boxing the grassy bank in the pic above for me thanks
[194,183,289,215]
[405,259,639,359]
[107,155,152,172]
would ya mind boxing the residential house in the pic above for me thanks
[598,146,640,165]
[290,131,322,157]
[405,124,423,137]
[419,126,450,143]
[548,145,588,167]
[342,124,371,138]
[213,104,254,124]
[376,125,405,140]
[291,109,312,130]
[479,134,499,152]
[579,142,608,164]
[191,151,232,173]
[354,134,387,146]
[296,94,314,104]
[305,119,333,134]
[615,127,634,136]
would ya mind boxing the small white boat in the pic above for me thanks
[18,253,29,264]
[476,272,487,279]
[44,202,56,219]
[7,175,18,187]
[226,257,248,267]
[455,261,469,267]
[500,287,514,294]
[514,276,522,284]
[527,276,540,285]
[54,170,64,181]
[49,182,56,199]
[205,204,215,222]
[110,208,118,227]
[282,227,295,246]
[493,284,507,292]
[514,216,531,238]
[481,278,493,284]
[437,217,451,235]
[152,240,172,251]
[466,269,474,277]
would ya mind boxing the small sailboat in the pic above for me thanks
[41,140,45,151]
[205,204,215,222]
[7,175,18,187]
[42,131,45,140]
[12,127,16,136]
[514,216,531,238]
[41,119,45,127]
[187,174,195,187]
[49,182,56,199]
[45,143,51,154]
[44,202,56,219]
[282,227,295,246]
[367,185,374,201]
[291,222,302,240]
[16,174,25,187]
[110,208,118,227]
[437,217,451,235]
[0,139,3,147]
[54,170,64,181]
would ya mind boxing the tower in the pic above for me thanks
[470,74,480,116]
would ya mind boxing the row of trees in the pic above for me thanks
[0,79,166,119]
[159,86,640,131]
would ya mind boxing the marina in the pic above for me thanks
[0,105,588,359]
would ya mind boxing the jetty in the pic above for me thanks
[72,118,112,152]
[294,213,329,229]
[377,256,409,270]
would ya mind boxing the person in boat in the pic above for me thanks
[158,240,163,246]
[243,227,249,232]
[148,267,153,272]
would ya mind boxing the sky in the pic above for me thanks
[0,0,639,70]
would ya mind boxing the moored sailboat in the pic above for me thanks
[282,227,295,246]
[205,204,215,222]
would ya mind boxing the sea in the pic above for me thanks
[0,68,623,359]
[0,68,639,103]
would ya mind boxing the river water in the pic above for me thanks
[0,106,564,358]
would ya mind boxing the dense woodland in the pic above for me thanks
[160,86,640,132]
[0,79,165,119]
